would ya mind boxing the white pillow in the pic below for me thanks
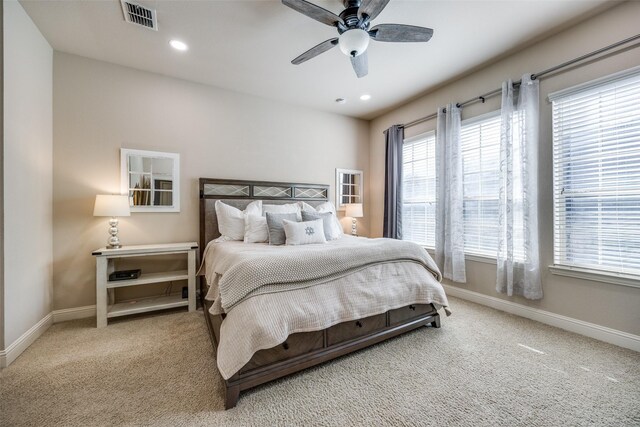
[298,201,317,212]
[315,201,336,214]
[212,235,237,243]
[263,203,302,220]
[315,202,343,238]
[283,219,327,245]
[244,214,268,243]
[215,200,262,241]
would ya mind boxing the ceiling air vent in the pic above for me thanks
[120,1,158,31]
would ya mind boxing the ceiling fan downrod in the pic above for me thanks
[339,1,368,33]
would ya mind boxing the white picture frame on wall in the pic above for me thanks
[120,148,180,213]
[335,168,363,211]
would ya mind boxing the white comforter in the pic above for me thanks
[200,236,450,379]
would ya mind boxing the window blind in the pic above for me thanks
[460,113,501,257]
[551,69,640,277]
[402,132,436,247]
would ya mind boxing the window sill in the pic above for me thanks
[549,265,640,289]
[465,253,497,265]
[422,247,497,265]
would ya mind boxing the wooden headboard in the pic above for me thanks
[199,178,330,251]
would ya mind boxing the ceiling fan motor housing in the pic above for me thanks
[343,0,361,7]
[338,4,370,32]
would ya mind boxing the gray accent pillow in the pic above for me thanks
[265,212,299,245]
[301,211,334,241]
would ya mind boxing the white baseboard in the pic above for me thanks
[443,284,640,352]
[52,305,96,323]
[0,306,96,368]
[0,313,53,368]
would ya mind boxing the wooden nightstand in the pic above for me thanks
[92,242,198,328]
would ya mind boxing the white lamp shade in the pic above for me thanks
[93,195,131,217]
[338,29,370,57]
[345,203,363,218]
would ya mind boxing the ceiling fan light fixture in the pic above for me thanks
[338,29,370,57]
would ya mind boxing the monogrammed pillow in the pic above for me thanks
[301,211,337,241]
[282,218,327,246]
[298,201,343,238]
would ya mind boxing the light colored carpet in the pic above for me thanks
[1,297,638,427]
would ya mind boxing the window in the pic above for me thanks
[401,113,504,256]
[460,112,502,257]
[550,68,640,278]
[402,132,436,247]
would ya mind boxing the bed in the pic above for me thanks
[199,178,449,409]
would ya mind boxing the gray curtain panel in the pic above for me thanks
[383,124,404,239]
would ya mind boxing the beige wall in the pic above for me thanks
[53,52,370,310]
[3,0,53,346]
[0,0,4,351]
[369,1,640,335]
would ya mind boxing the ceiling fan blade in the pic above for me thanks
[350,51,368,78]
[370,24,434,42]
[358,0,390,21]
[282,0,343,27]
[292,38,339,65]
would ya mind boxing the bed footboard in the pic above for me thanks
[200,280,440,409]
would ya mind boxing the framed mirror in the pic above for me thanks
[335,168,363,210]
[120,149,180,212]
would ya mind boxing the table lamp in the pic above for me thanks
[93,195,130,249]
[345,203,363,236]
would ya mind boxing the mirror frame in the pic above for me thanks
[335,168,363,211]
[120,148,180,213]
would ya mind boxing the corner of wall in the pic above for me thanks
[2,0,53,366]
[1,0,6,354]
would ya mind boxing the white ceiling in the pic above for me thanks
[20,0,616,120]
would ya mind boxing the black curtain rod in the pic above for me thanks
[399,33,640,130]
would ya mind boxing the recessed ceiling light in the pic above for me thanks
[169,40,188,51]
[360,94,371,101]
[335,98,346,104]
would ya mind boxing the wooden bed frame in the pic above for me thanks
[199,178,441,409]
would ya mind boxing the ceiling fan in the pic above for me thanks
[282,0,434,78]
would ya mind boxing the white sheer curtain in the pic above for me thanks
[496,74,542,299]
[435,104,466,283]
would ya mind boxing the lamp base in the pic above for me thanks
[107,217,122,249]
[351,218,357,236]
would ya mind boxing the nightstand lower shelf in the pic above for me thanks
[107,270,188,289]
[107,294,188,318]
